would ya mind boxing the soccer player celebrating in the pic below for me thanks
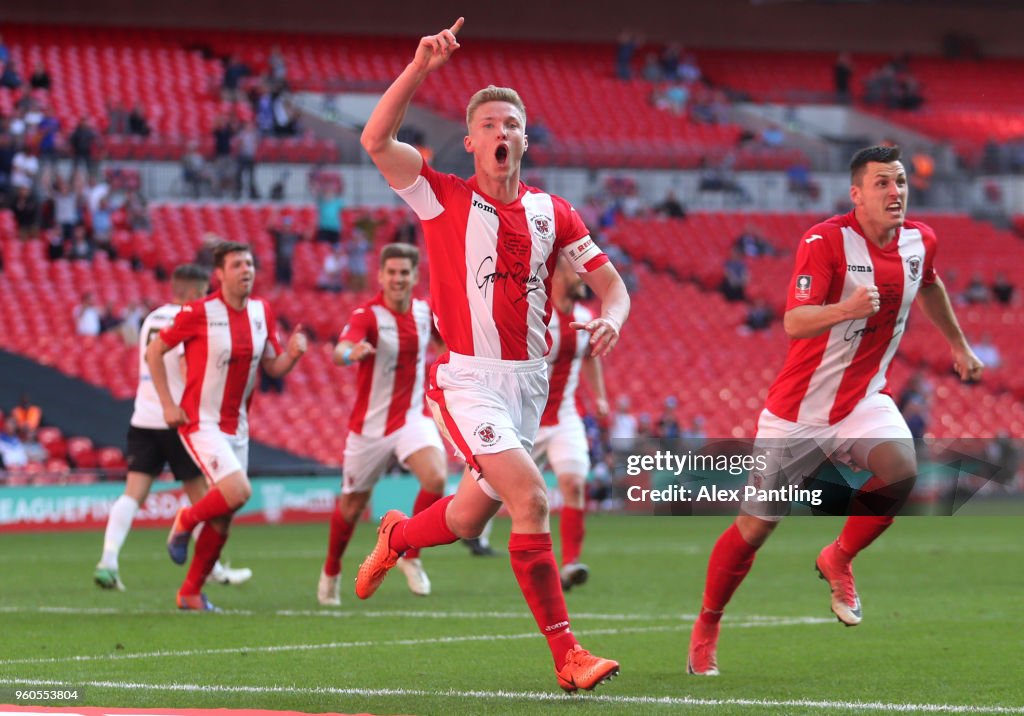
[94,264,252,591]
[318,243,448,605]
[354,18,630,692]
[534,256,609,592]
[687,145,984,676]
[147,242,307,611]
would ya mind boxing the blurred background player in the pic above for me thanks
[148,242,307,611]
[317,243,447,605]
[533,256,610,592]
[353,18,630,692]
[687,145,984,676]
[94,264,252,591]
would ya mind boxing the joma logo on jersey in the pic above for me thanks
[472,198,497,216]
[847,264,873,273]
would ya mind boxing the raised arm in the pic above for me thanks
[783,285,880,339]
[915,276,983,381]
[262,325,308,378]
[360,18,464,189]
[572,263,631,357]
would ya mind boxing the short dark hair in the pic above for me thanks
[171,263,210,284]
[213,241,252,268]
[850,145,902,184]
[379,243,420,269]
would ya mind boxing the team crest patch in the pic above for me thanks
[795,274,813,300]
[906,255,922,282]
[474,423,500,447]
[210,457,220,474]
[529,214,554,239]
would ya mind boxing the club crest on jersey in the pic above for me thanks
[795,274,813,300]
[906,255,922,282]
[474,423,500,446]
[529,214,554,240]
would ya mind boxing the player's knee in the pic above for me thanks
[735,514,777,547]
[421,472,446,495]
[445,510,485,539]
[509,486,549,524]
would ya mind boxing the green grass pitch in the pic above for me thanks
[1,514,1021,715]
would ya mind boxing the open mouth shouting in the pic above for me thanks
[886,201,903,219]
[495,144,509,167]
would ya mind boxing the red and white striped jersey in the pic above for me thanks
[394,163,608,360]
[341,295,434,438]
[765,211,938,425]
[541,303,592,426]
[132,303,186,430]
[159,290,283,438]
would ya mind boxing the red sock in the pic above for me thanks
[837,515,893,558]
[699,522,758,625]
[179,524,228,596]
[508,532,578,668]
[389,494,457,554]
[323,500,356,577]
[559,506,585,566]
[404,489,443,559]
[180,488,232,532]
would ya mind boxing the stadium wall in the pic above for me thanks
[1,0,1023,56]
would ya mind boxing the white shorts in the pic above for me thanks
[744,392,913,520]
[179,427,249,483]
[427,351,548,500]
[532,415,591,477]
[342,415,445,495]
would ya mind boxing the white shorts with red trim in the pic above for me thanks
[744,392,913,520]
[427,351,548,500]
[532,415,591,477]
[341,415,445,495]
[179,427,249,483]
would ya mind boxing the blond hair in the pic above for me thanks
[465,85,527,129]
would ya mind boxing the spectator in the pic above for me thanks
[99,302,123,333]
[11,394,42,441]
[962,272,990,304]
[11,186,40,238]
[991,272,1015,305]
[834,52,853,103]
[681,416,707,449]
[36,105,60,168]
[641,53,662,83]
[120,300,147,345]
[0,416,29,470]
[123,189,150,230]
[51,175,81,243]
[68,225,94,261]
[720,247,749,302]
[394,210,419,245]
[0,129,14,199]
[314,180,345,244]
[733,223,776,257]
[744,298,774,331]
[234,120,260,199]
[654,190,687,219]
[896,371,931,417]
[127,103,152,137]
[678,53,702,84]
[194,233,220,269]
[91,197,115,258]
[69,117,99,178]
[269,214,301,285]
[973,333,1001,369]
[660,43,682,80]
[656,396,681,444]
[266,45,288,90]
[902,397,928,440]
[609,395,638,453]
[347,230,371,292]
[221,53,252,101]
[786,161,820,204]
[106,101,129,135]
[181,141,212,198]
[0,32,8,64]
[74,292,102,336]
[272,93,300,137]
[29,61,51,91]
[316,243,347,292]
[211,114,236,196]
[11,145,39,193]
[615,31,639,80]
[0,59,22,89]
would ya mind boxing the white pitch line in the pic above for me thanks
[0,617,832,667]
[0,677,1020,714]
[0,605,825,624]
